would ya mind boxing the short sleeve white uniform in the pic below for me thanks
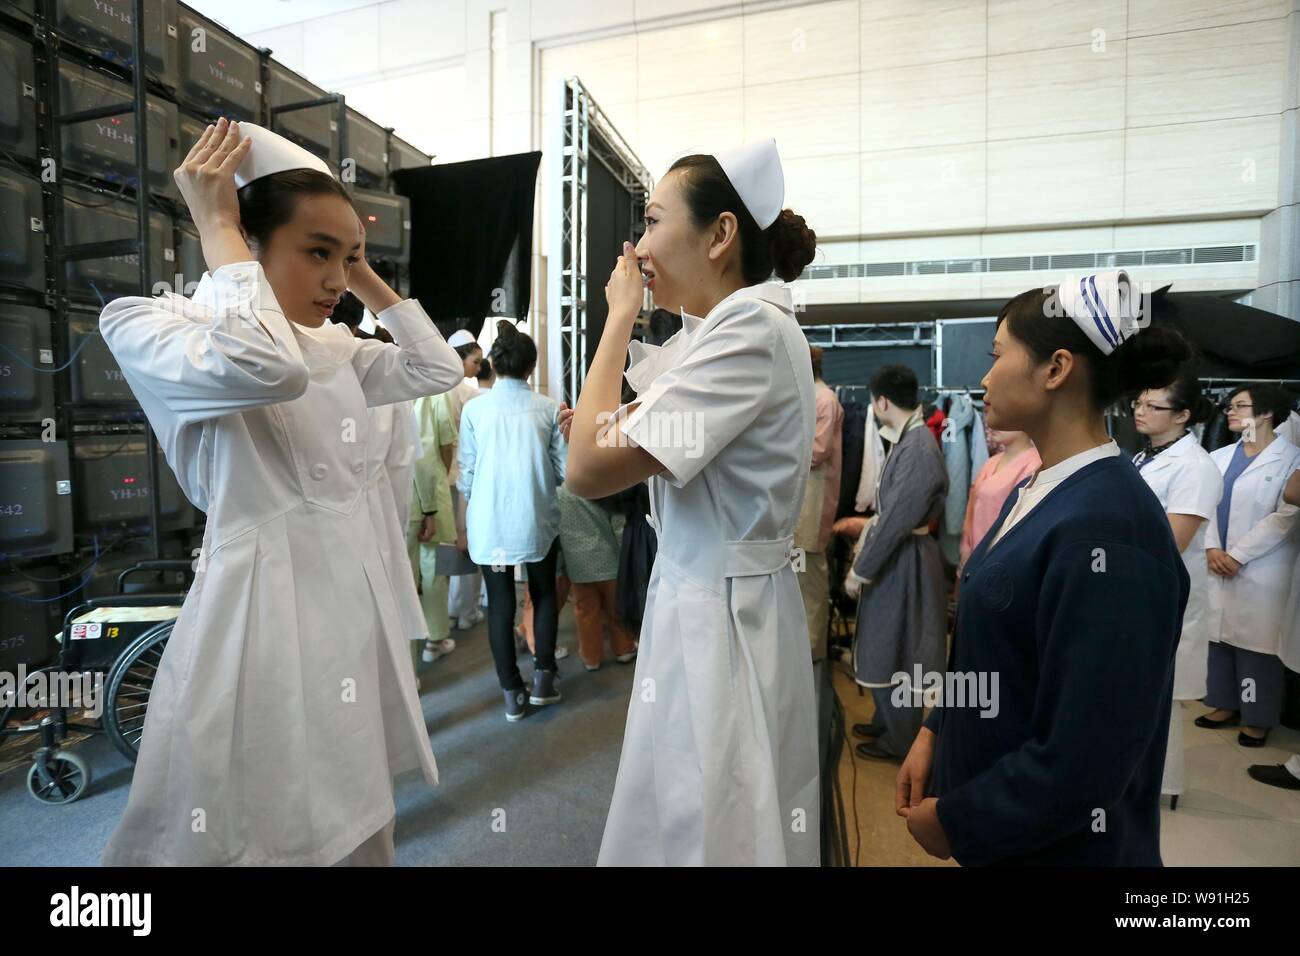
[597,283,820,867]
[1134,432,1223,698]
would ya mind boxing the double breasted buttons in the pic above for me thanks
[310,463,328,481]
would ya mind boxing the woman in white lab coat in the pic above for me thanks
[331,293,436,671]
[439,332,487,630]
[98,120,463,865]
[1131,373,1222,806]
[564,140,822,865]
[1198,384,1300,747]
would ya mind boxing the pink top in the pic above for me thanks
[812,382,844,552]
[959,446,1042,565]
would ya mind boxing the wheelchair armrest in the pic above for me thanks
[117,560,195,593]
[62,593,187,638]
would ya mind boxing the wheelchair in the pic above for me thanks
[0,559,193,805]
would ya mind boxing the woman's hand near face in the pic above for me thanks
[347,215,401,314]
[174,118,254,271]
[604,241,644,324]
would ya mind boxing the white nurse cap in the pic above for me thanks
[1055,269,1147,356]
[447,329,477,348]
[233,122,333,189]
[715,138,785,230]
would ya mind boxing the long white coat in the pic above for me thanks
[598,283,821,867]
[364,398,424,640]
[1203,436,1300,657]
[1135,432,1222,699]
[98,261,463,865]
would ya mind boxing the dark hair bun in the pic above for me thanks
[767,209,816,282]
[489,320,537,379]
[1110,325,1192,396]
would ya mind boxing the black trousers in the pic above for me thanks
[481,537,560,690]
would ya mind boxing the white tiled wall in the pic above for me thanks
[236,0,1299,319]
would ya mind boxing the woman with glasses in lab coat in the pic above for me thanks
[1130,372,1222,808]
[1197,384,1300,748]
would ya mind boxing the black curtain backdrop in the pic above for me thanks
[392,151,541,339]
[585,156,635,371]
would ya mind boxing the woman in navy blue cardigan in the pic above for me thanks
[899,272,1193,865]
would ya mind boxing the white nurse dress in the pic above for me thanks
[597,282,821,866]
[98,260,463,865]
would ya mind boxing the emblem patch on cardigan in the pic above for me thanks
[976,562,1014,612]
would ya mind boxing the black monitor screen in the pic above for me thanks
[73,437,191,530]
[81,537,188,599]
[0,305,55,419]
[177,223,205,294]
[0,569,61,671]
[68,314,135,403]
[269,63,333,161]
[346,110,387,181]
[390,137,430,174]
[177,12,260,118]
[0,440,72,559]
[59,63,175,190]
[0,173,37,280]
[353,191,406,256]
[0,30,30,143]
[55,0,173,75]
[62,189,170,302]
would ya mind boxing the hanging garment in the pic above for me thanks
[812,381,845,551]
[969,406,990,478]
[97,260,463,865]
[837,402,867,519]
[926,406,946,445]
[943,393,975,538]
[598,282,820,866]
[1108,404,1142,457]
[1200,404,1234,452]
[854,403,886,513]
[615,482,657,630]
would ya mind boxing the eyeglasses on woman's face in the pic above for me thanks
[1222,402,1254,413]
[1131,399,1175,413]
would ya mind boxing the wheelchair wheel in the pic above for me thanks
[27,750,91,804]
[103,621,174,763]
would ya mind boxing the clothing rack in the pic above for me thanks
[1198,377,1300,385]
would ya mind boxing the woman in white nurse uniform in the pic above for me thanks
[564,140,822,865]
[1131,373,1222,808]
[98,119,463,866]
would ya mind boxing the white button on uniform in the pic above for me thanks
[310,464,328,480]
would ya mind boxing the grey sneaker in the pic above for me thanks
[529,669,562,706]
[504,688,528,721]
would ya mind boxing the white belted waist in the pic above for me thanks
[646,512,795,579]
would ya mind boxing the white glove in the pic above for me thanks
[844,569,867,599]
